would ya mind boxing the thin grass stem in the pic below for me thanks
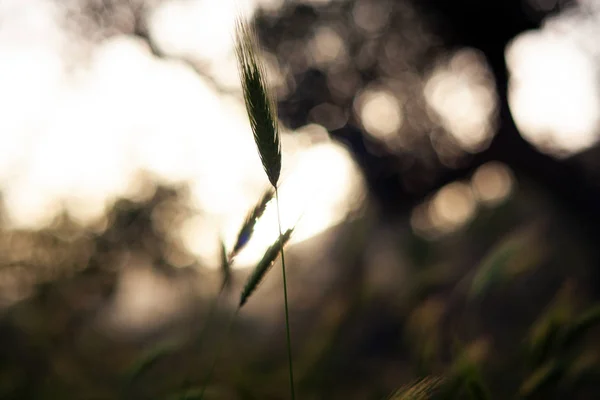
[195,242,231,371]
[276,187,296,400]
[196,245,234,400]
[197,308,239,400]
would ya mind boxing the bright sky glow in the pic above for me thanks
[0,0,366,276]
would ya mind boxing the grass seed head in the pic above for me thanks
[234,18,281,188]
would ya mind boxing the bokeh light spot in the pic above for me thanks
[309,26,347,67]
[355,87,403,142]
[430,181,477,234]
[352,0,390,33]
[308,102,348,131]
[424,48,497,153]
[411,180,479,239]
[471,162,514,206]
[507,30,600,156]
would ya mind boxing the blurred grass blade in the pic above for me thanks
[464,377,490,400]
[558,304,600,352]
[527,318,561,368]
[219,237,231,291]
[469,227,543,300]
[469,242,514,299]
[239,228,294,307]
[563,351,600,388]
[519,360,564,398]
[124,341,178,388]
[455,364,490,400]
[526,283,574,366]
[234,17,281,188]
[169,387,203,400]
[388,376,445,399]
[230,188,274,260]
[439,340,490,400]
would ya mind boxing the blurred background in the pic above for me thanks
[1,0,600,398]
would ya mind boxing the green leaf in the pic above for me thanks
[525,283,574,366]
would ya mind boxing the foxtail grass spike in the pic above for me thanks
[239,228,294,307]
[234,18,281,188]
[230,188,274,260]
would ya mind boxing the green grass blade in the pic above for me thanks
[122,341,178,394]
[464,377,490,400]
[219,237,231,291]
[527,318,562,368]
[525,283,574,366]
[469,227,542,300]
[519,360,564,398]
[558,304,600,352]
[239,227,294,307]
